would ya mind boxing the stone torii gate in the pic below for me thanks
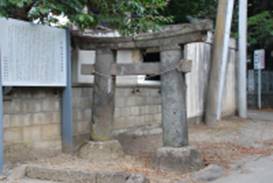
[73,21,212,171]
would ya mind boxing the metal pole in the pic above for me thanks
[206,0,235,125]
[0,50,3,173]
[61,30,74,153]
[257,69,262,109]
[238,0,248,118]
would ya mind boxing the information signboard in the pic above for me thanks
[254,49,265,70]
[0,18,67,86]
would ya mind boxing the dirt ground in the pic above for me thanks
[3,116,273,183]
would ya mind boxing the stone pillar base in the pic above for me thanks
[78,140,124,161]
[154,146,203,173]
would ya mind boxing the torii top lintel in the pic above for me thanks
[72,20,213,50]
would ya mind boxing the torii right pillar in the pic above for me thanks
[154,44,203,172]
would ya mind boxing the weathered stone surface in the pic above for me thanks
[78,140,124,161]
[73,21,212,49]
[96,172,149,183]
[160,45,188,147]
[26,166,149,183]
[26,166,96,183]
[154,146,203,173]
[92,48,115,141]
[8,165,27,181]
[192,164,224,182]
[114,127,162,156]
[126,174,150,183]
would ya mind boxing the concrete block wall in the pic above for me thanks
[4,88,61,150]
[2,85,162,160]
[72,87,92,145]
[114,87,161,130]
[3,87,93,160]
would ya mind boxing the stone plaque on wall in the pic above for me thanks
[0,18,67,86]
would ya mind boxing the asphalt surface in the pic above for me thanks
[212,155,273,183]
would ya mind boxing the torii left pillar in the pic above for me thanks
[91,48,115,141]
[79,47,124,161]
[154,44,203,172]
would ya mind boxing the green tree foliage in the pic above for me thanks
[165,0,273,51]
[164,0,217,23]
[0,0,171,34]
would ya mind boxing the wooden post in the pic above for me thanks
[205,0,235,125]
[160,45,188,147]
[91,48,115,141]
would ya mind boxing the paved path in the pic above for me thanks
[211,155,273,183]
[19,178,60,183]
[248,110,273,122]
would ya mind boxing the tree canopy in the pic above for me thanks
[164,0,273,51]
[0,0,171,35]
[1,0,272,52]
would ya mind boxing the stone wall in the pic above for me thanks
[3,87,92,161]
[4,88,62,161]
[3,85,162,160]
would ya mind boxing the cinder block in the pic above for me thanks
[23,126,41,142]
[114,108,121,118]
[139,88,150,96]
[3,115,10,128]
[76,121,90,134]
[72,88,82,99]
[72,96,80,107]
[81,88,93,97]
[130,106,140,116]
[42,99,60,112]
[83,109,92,121]
[53,100,60,111]
[41,124,61,140]
[126,97,136,106]
[73,109,83,121]
[10,100,22,113]
[22,114,32,126]
[51,112,61,123]
[154,113,162,122]
[33,140,62,150]
[115,98,125,107]
[144,106,150,114]
[157,105,162,113]
[33,100,43,112]
[120,108,130,117]
[21,100,34,113]
[9,115,23,128]
[32,113,49,125]
[127,116,139,126]
[116,88,131,97]
[32,91,46,99]
[4,128,22,143]
[149,105,158,114]
[79,98,91,109]
[139,116,145,124]
[144,115,152,123]
[3,101,11,114]
[113,117,127,129]
[148,88,160,96]
[134,96,145,106]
